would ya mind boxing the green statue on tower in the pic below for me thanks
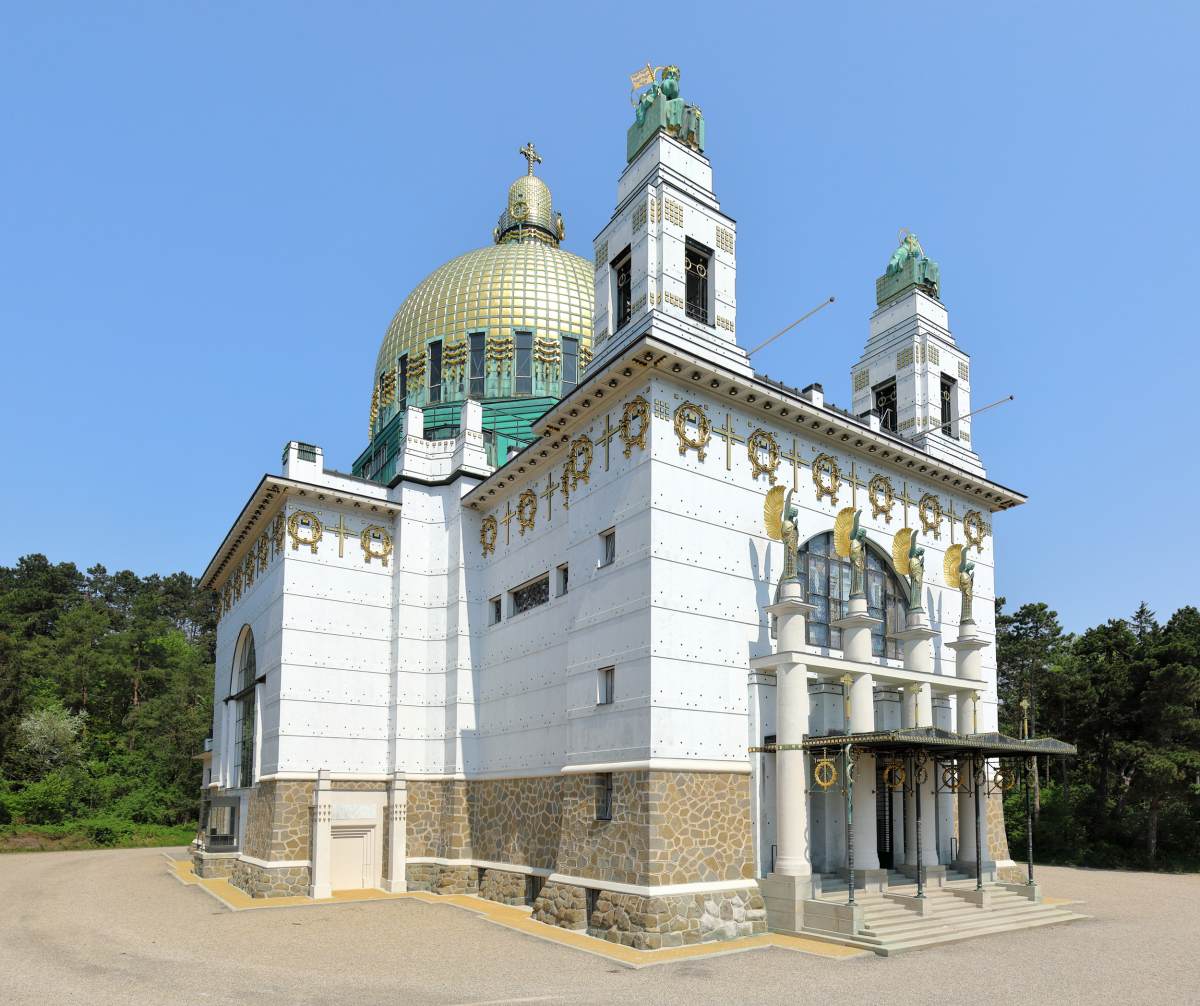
[627,64,706,162]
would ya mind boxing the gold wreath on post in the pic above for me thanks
[918,493,942,539]
[868,474,895,522]
[360,525,393,566]
[963,509,987,553]
[813,758,838,789]
[941,764,960,792]
[811,453,841,504]
[673,401,710,460]
[747,428,781,484]
[517,489,538,535]
[287,510,323,554]
[883,761,907,790]
[567,435,593,489]
[619,396,650,457]
[993,766,1016,792]
[480,516,498,557]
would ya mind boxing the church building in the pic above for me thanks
[194,67,1079,952]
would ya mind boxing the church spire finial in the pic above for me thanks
[518,141,542,175]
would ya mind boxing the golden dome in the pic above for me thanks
[373,239,592,385]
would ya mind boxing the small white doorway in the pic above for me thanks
[330,827,372,891]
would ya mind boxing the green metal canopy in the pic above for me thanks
[772,727,1077,757]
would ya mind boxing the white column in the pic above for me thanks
[770,581,816,878]
[901,686,917,866]
[309,769,333,899]
[848,673,880,872]
[949,620,991,874]
[895,612,939,868]
[384,772,408,893]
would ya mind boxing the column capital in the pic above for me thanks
[765,598,817,619]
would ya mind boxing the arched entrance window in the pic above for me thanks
[229,627,257,788]
[796,532,908,659]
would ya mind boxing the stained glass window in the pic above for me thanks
[515,331,532,395]
[796,533,908,659]
[229,628,257,788]
[510,574,549,616]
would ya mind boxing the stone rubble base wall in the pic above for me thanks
[191,853,236,880]
[531,880,587,929]
[591,888,767,949]
[230,859,311,898]
[478,867,527,905]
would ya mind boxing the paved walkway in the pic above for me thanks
[1,847,1196,1005]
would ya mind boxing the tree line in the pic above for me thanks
[997,599,1200,870]
[0,555,213,847]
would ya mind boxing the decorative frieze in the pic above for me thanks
[853,369,870,391]
[664,198,684,227]
[715,225,734,254]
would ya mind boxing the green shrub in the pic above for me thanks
[11,774,74,825]
[78,817,134,846]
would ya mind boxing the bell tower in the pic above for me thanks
[586,66,751,378]
[850,234,984,476]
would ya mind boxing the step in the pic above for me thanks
[862,905,1074,939]
[873,912,1087,956]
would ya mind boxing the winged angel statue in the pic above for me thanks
[762,486,799,583]
[944,544,976,623]
[892,527,925,612]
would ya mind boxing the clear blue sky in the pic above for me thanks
[1,3,1196,632]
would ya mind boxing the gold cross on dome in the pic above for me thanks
[518,142,542,175]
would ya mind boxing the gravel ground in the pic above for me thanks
[1,847,1196,1005]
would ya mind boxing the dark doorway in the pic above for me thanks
[876,762,894,869]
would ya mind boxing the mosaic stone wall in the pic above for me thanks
[406,780,471,859]
[405,863,441,892]
[590,888,766,949]
[555,772,651,886]
[647,771,755,884]
[230,860,311,898]
[987,793,1011,862]
[466,777,563,870]
[479,867,527,905]
[238,780,314,865]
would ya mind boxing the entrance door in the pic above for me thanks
[330,829,370,890]
[876,762,894,869]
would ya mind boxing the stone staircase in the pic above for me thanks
[806,871,1086,955]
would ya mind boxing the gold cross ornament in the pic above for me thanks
[713,413,745,471]
[518,141,541,175]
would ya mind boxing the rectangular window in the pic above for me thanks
[873,379,898,433]
[586,887,600,922]
[599,528,616,567]
[685,241,711,325]
[489,596,502,625]
[515,330,532,395]
[557,563,569,596]
[595,773,613,821]
[613,248,632,330]
[469,333,485,399]
[561,336,578,394]
[510,574,549,616]
[598,666,614,705]
[397,354,408,410]
[205,801,238,851]
[428,340,443,403]
[940,374,956,435]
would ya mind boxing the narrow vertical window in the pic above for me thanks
[685,241,711,325]
[598,666,614,705]
[940,374,955,435]
[428,340,443,404]
[489,596,502,625]
[873,379,897,433]
[599,528,615,567]
[561,336,578,395]
[515,331,532,395]
[469,333,485,399]
[397,354,408,411]
[229,628,257,789]
[557,563,569,596]
[613,247,632,330]
[596,773,613,821]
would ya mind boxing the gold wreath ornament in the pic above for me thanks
[287,510,323,554]
[963,509,987,552]
[993,767,1016,792]
[868,474,895,522]
[480,516,498,557]
[620,396,650,457]
[883,762,906,790]
[941,764,960,791]
[747,429,780,484]
[673,401,710,460]
[892,527,914,576]
[360,525,393,566]
[944,544,965,589]
[813,758,838,789]
[763,485,786,541]
[567,435,593,489]
[517,489,538,535]
[833,507,856,559]
[812,453,841,504]
[918,493,942,538]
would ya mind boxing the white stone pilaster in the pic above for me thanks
[384,772,408,893]
[309,769,333,899]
